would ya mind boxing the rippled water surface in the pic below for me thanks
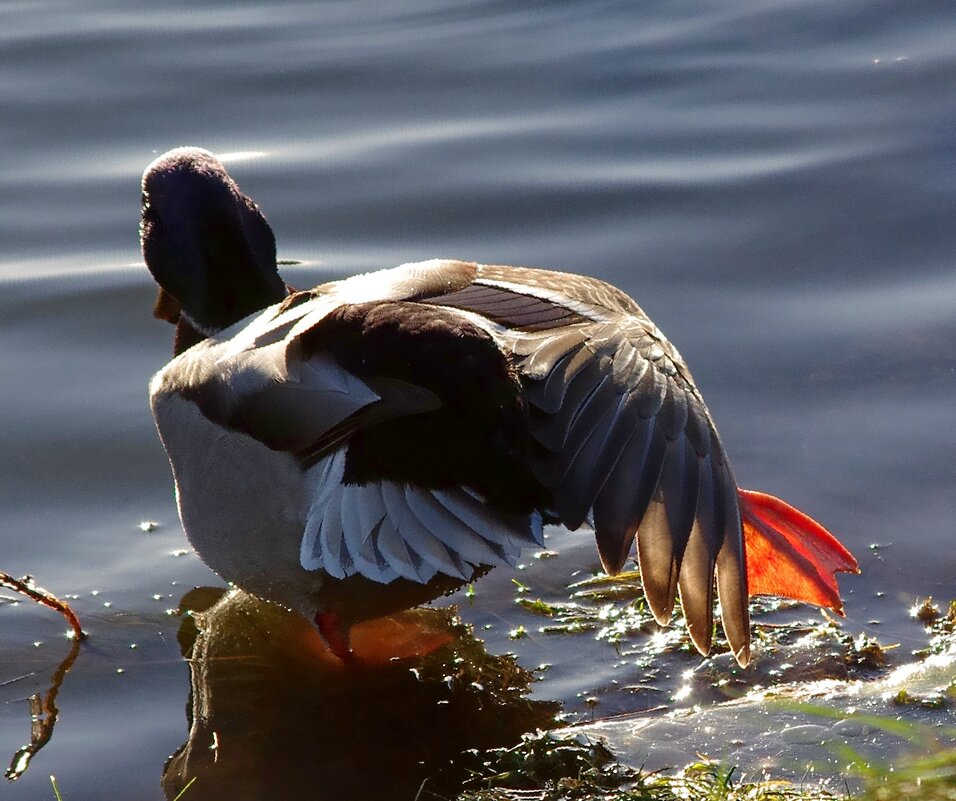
[2,2,955,798]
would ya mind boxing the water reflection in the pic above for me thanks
[3,638,81,782]
[162,588,559,801]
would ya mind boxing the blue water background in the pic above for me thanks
[1,2,955,798]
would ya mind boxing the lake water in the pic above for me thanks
[2,1,955,799]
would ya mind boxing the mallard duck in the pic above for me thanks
[142,148,858,666]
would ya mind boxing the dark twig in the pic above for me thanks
[1,571,86,782]
[0,572,86,641]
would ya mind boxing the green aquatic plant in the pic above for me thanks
[913,597,956,659]
[172,776,197,800]
[458,731,843,800]
[859,749,956,801]
[457,719,956,800]
[510,567,873,674]
[49,774,198,801]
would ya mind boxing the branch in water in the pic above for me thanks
[0,572,86,641]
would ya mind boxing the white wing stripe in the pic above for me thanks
[376,517,430,582]
[404,486,512,567]
[318,483,350,578]
[301,451,346,572]
[340,484,396,583]
[381,482,468,579]
[432,488,534,551]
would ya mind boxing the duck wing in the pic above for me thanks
[287,267,548,583]
[424,264,749,663]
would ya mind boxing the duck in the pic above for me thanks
[141,147,859,667]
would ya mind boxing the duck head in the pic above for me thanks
[140,147,288,345]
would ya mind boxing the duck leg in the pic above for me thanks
[314,610,355,662]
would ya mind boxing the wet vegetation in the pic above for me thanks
[7,578,955,800]
[450,581,956,801]
[458,731,844,800]
[913,598,956,658]
[456,726,956,801]
[508,565,891,698]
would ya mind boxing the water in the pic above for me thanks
[2,1,955,798]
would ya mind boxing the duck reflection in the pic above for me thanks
[162,588,559,801]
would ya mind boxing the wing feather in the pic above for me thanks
[354,480,387,541]
[518,330,589,381]
[432,488,538,550]
[592,418,667,574]
[636,436,699,624]
[555,390,645,523]
[507,308,748,661]
[546,390,621,527]
[634,360,667,418]
[533,363,609,451]
[380,481,468,579]
[340,484,397,583]
[660,380,689,440]
[317,483,350,579]
[677,454,720,655]
[301,451,347,572]
[525,343,594,414]
[535,374,618,490]
[715,462,751,665]
[376,515,434,582]
[404,486,512,567]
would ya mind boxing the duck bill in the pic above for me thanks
[738,488,860,614]
[153,286,182,323]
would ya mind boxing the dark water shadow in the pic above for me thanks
[161,588,560,801]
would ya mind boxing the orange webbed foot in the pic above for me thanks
[738,489,860,614]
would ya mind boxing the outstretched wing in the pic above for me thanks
[427,265,750,663]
